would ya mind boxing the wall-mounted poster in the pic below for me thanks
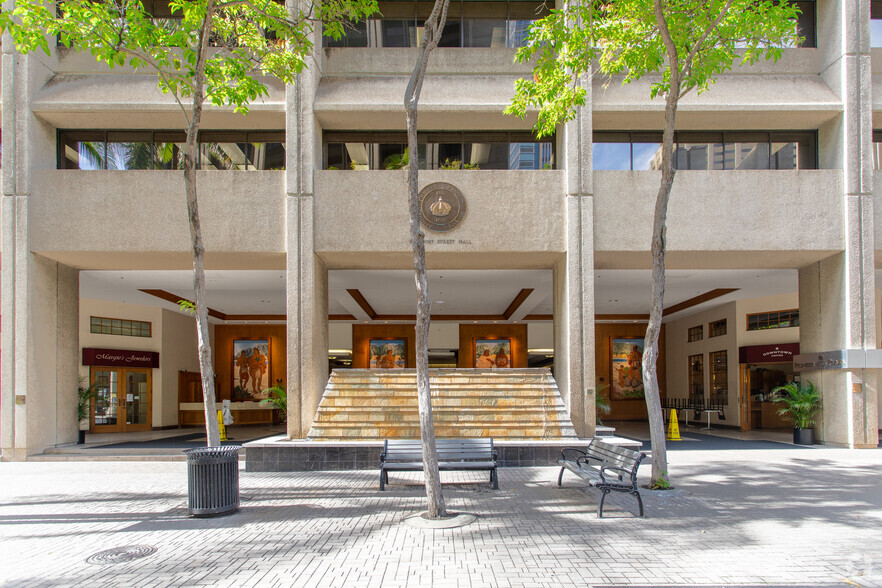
[232,339,270,400]
[370,339,406,369]
[610,338,645,400]
[474,339,511,369]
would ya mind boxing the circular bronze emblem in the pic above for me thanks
[419,182,466,232]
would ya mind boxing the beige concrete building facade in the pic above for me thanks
[2,0,881,458]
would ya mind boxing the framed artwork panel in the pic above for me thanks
[610,337,645,400]
[474,338,511,369]
[370,339,406,369]
[233,339,271,400]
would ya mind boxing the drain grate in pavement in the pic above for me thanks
[85,545,157,565]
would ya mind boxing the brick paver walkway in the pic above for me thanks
[1,446,880,587]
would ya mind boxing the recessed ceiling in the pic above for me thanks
[328,270,553,316]
[79,268,799,322]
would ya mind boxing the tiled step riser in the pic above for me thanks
[308,368,579,440]
[314,411,575,423]
[327,375,547,383]
[319,398,567,409]
[308,427,579,439]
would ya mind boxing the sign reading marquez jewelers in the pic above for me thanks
[82,348,160,369]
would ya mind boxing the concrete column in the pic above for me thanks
[800,0,878,448]
[1,246,80,459]
[799,255,878,447]
[553,73,596,438]
[285,43,328,438]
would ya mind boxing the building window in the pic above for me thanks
[709,319,727,338]
[710,350,728,405]
[325,1,549,49]
[58,131,285,170]
[689,354,704,403]
[90,316,152,338]
[872,1,882,47]
[871,131,882,169]
[747,309,799,331]
[593,131,817,171]
[324,131,554,170]
[687,326,703,342]
[793,1,816,48]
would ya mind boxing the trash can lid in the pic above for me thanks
[183,445,242,458]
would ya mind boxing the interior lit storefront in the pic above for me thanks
[738,344,800,431]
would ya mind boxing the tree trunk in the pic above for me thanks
[404,0,450,519]
[643,0,680,486]
[183,4,221,448]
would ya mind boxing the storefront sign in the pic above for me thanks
[793,349,882,371]
[738,343,799,364]
[82,348,159,368]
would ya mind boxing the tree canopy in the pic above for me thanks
[506,0,802,136]
[2,0,377,117]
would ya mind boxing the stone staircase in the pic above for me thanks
[307,368,579,440]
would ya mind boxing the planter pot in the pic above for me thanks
[78,430,86,445]
[793,428,814,445]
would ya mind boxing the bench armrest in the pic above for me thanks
[599,464,636,483]
[379,452,386,463]
[561,447,588,462]
[576,454,603,467]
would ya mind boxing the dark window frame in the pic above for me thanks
[746,309,799,331]
[709,349,728,405]
[90,315,153,338]
[324,0,550,48]
[592,130,818,171]
[57,130,285,170]
[323,130,556,170]
[708,318,728,338]
[687,325,703,342]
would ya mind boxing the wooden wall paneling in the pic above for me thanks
[457,324,528,368]
[352,324,417,368]
[214,324,287,401]
[595,323,666,421]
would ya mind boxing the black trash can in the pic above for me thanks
[184,445,241,517]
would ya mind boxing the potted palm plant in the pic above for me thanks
[259,384,287,424]
[771,381,821,445]
[76,376,97,444]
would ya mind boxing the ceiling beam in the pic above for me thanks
[139,289,226,320]
[663,288,739,317]
[346,289,378,320]
[502,288,535,320]
[337,291,373,322]
[139,289,286,321]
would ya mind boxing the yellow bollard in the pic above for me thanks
[217,410,227,442]
[666,408,681,441]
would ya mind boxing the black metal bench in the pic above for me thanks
[557,438,646,518]
[379,438,498,491]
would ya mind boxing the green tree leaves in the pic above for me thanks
[506,0,802,136]
[3,0,378,117]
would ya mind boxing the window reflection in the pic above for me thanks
[58,131,285,170]
[323,1,548,49]
[324,132,554,170]
[592,131,816,170]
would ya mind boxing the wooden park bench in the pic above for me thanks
[379,438,498,491]
[557,438,647,518]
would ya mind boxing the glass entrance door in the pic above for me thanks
[90,367,152,432]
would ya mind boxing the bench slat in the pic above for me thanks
[380,438,499,491]
[557,438,646,518]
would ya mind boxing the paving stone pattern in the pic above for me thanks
[1,447,881,587]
